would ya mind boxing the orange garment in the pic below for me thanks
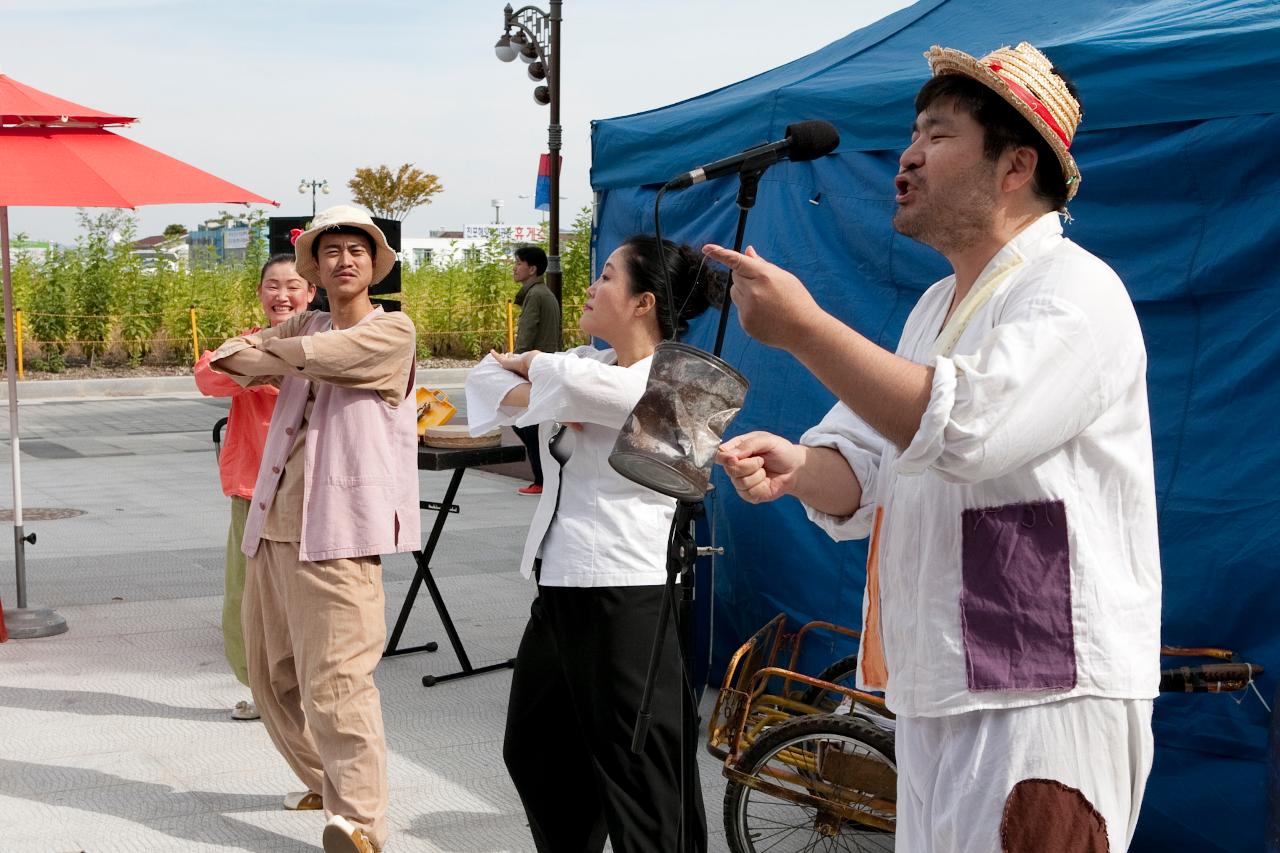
[860,506,889,689]
[195,341,278,499]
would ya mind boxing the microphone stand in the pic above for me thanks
[713,166,766,356]
[631,166,766,853]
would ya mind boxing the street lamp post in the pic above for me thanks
[494,1,563,309]
[298,178,330,218]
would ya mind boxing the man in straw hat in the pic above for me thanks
[210,204,419,853]
[709,42,1160,852]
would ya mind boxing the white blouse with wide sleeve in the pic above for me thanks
[465,346,677,586]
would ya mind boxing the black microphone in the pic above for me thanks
[663,120,840,190]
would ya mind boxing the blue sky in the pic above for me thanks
[1,0,912,243]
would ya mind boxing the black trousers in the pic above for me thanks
[513,424,543,486]
[504,584,707,853]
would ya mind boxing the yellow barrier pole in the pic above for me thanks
[189,307,199,361]
[14,309,23,380]
[506,300,515,352]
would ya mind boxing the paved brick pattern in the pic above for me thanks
[2,395,231,439]
[0,395,741,852]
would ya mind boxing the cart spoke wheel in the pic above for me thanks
[725,714,896,853]
[799,654,861,712]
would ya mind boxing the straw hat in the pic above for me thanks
[293,204,396,286]
[925,42,1082,201]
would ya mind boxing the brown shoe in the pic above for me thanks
[323,815,378,853]
[283,791,323,810]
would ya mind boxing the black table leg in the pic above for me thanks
[418,562,516,686]
[383,467,466,657]
[383,465,517,686]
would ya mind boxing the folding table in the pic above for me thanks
[384,442,526,686]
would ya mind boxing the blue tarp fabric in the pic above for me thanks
[589,1,1280,850]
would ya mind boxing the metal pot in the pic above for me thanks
[610,341,748,501]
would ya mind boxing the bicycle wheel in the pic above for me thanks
[799,653,860,711]
[724,713,896,853]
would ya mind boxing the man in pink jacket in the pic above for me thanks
[210,206,419,853]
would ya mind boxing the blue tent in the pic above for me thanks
[590,1,1280,850]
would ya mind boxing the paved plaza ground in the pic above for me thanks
[0,378,738,852]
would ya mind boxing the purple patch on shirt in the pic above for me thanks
[960,500,1077,691]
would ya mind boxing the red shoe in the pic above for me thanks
[517,484,543,496]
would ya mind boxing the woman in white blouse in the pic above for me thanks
[466,235,722,853]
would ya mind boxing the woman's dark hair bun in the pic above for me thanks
[618,235,725,338]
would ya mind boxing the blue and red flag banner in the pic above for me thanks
[534,154,561,211]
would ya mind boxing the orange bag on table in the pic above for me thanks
[415,387,456,439]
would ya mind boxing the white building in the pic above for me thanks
[400,224,548,270]
[131,235,189,272]
[5,238,52,266]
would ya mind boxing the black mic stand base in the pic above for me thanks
[632,498,705,853]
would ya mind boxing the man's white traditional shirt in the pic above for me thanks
[802,212,1162,717]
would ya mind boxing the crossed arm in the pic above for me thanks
[209,318,300,385]
[212,346,296,381]
[211,312,415,405]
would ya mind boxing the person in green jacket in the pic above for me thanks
[511,245,560,495]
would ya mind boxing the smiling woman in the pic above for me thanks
[192,251,314,722]
[259,255,316,324]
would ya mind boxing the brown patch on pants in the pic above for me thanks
[243,539,388,849]
[1001,778,1109,853]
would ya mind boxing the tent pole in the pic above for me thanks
[1,206,66,639]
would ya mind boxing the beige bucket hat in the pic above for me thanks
[925,42,1083,201]
[293,204,397,286]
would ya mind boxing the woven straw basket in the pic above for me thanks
[422,424,502,449]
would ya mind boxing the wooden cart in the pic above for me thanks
[706,614,897,853]
[707,613,1266,853]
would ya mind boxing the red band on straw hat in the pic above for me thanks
[988,62,1071,149]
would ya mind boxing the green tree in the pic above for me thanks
[27,246,75,372]
[558,205,593,347]
[348,164,443,220]
[186,252,245,352]
[238,208,270,299]
[8,200,601,366]
[74,210,139,365]
[5,233,39,363]
[115,257,164,365]
[162,223,188,240]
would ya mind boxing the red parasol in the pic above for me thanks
[0,127,275,208]
[0,73,277,639]
[0,73,135,127]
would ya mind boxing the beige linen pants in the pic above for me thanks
[242,538,388,849]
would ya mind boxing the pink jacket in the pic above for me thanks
[240,311,421,562]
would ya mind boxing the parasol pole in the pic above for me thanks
[1,206,26,600]
[1,206,66,639]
